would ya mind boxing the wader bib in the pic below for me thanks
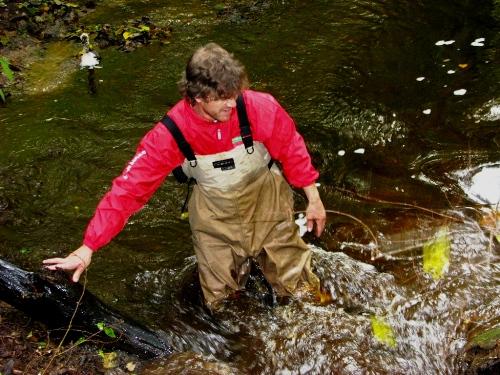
[162,97,319,308]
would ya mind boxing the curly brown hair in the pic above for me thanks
[178,43,249,104]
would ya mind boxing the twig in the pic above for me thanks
[41,270,88,374]
[334,187,463,222]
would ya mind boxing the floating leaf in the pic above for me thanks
[423,227,451,280]
[371,315,396,348]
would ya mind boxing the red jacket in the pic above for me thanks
[83,90,319,251]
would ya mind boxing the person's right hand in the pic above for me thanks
[43,244,93,282]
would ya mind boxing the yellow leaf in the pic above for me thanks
[458,63,469,69]
[180,212,189,220]
[123,31,132,40]
[423,227,450,280]
[371,315,396,348]
[126,361,136,371]
[101,351,118,369]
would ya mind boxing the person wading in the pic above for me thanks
[43,43,326,310]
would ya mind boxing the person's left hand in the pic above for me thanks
[306,198,326,237]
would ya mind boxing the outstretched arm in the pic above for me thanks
[42,123,183,281]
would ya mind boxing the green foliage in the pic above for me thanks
[75,336,86,345]
[470,326,500,350]
[96,322,116,338]
[37,341,47,349]
[423,227,451,280]
[371,315,396,348]
[0,56,14,103]
[19,247,32,255]
[1,58,14,81]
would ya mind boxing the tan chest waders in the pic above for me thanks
[161,96,319,309]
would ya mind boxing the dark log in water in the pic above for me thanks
[0,258,173,359]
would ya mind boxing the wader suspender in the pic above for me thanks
[160,94,257,183]
[236,95,254,154]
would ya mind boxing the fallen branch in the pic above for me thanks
[0,258,173,359]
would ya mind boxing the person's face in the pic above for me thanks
[194,95,237,122]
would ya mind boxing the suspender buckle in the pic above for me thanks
[189,160,198,167]
[246,146,255,154]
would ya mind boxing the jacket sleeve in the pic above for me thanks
[83,123,184,251]
[250,94,319,188]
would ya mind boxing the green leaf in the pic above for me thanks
[371,315,396,348]
[0,57,14,81]
[97,349,105,358]
[139,25,150,32]
[38,341,47,349]
[75,336,86,345]
[0,89,5,103]
[496,233,500,242]
[104,326,116,338]
[19,247,31,255]
[423,227,451,280]
[214,4,226,12]
[97,322,116,338]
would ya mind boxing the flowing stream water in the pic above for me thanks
[0,0,499,373]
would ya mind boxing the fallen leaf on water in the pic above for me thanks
[458,63,469,69]
[371,315,396,348]
[423,227,450,280]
